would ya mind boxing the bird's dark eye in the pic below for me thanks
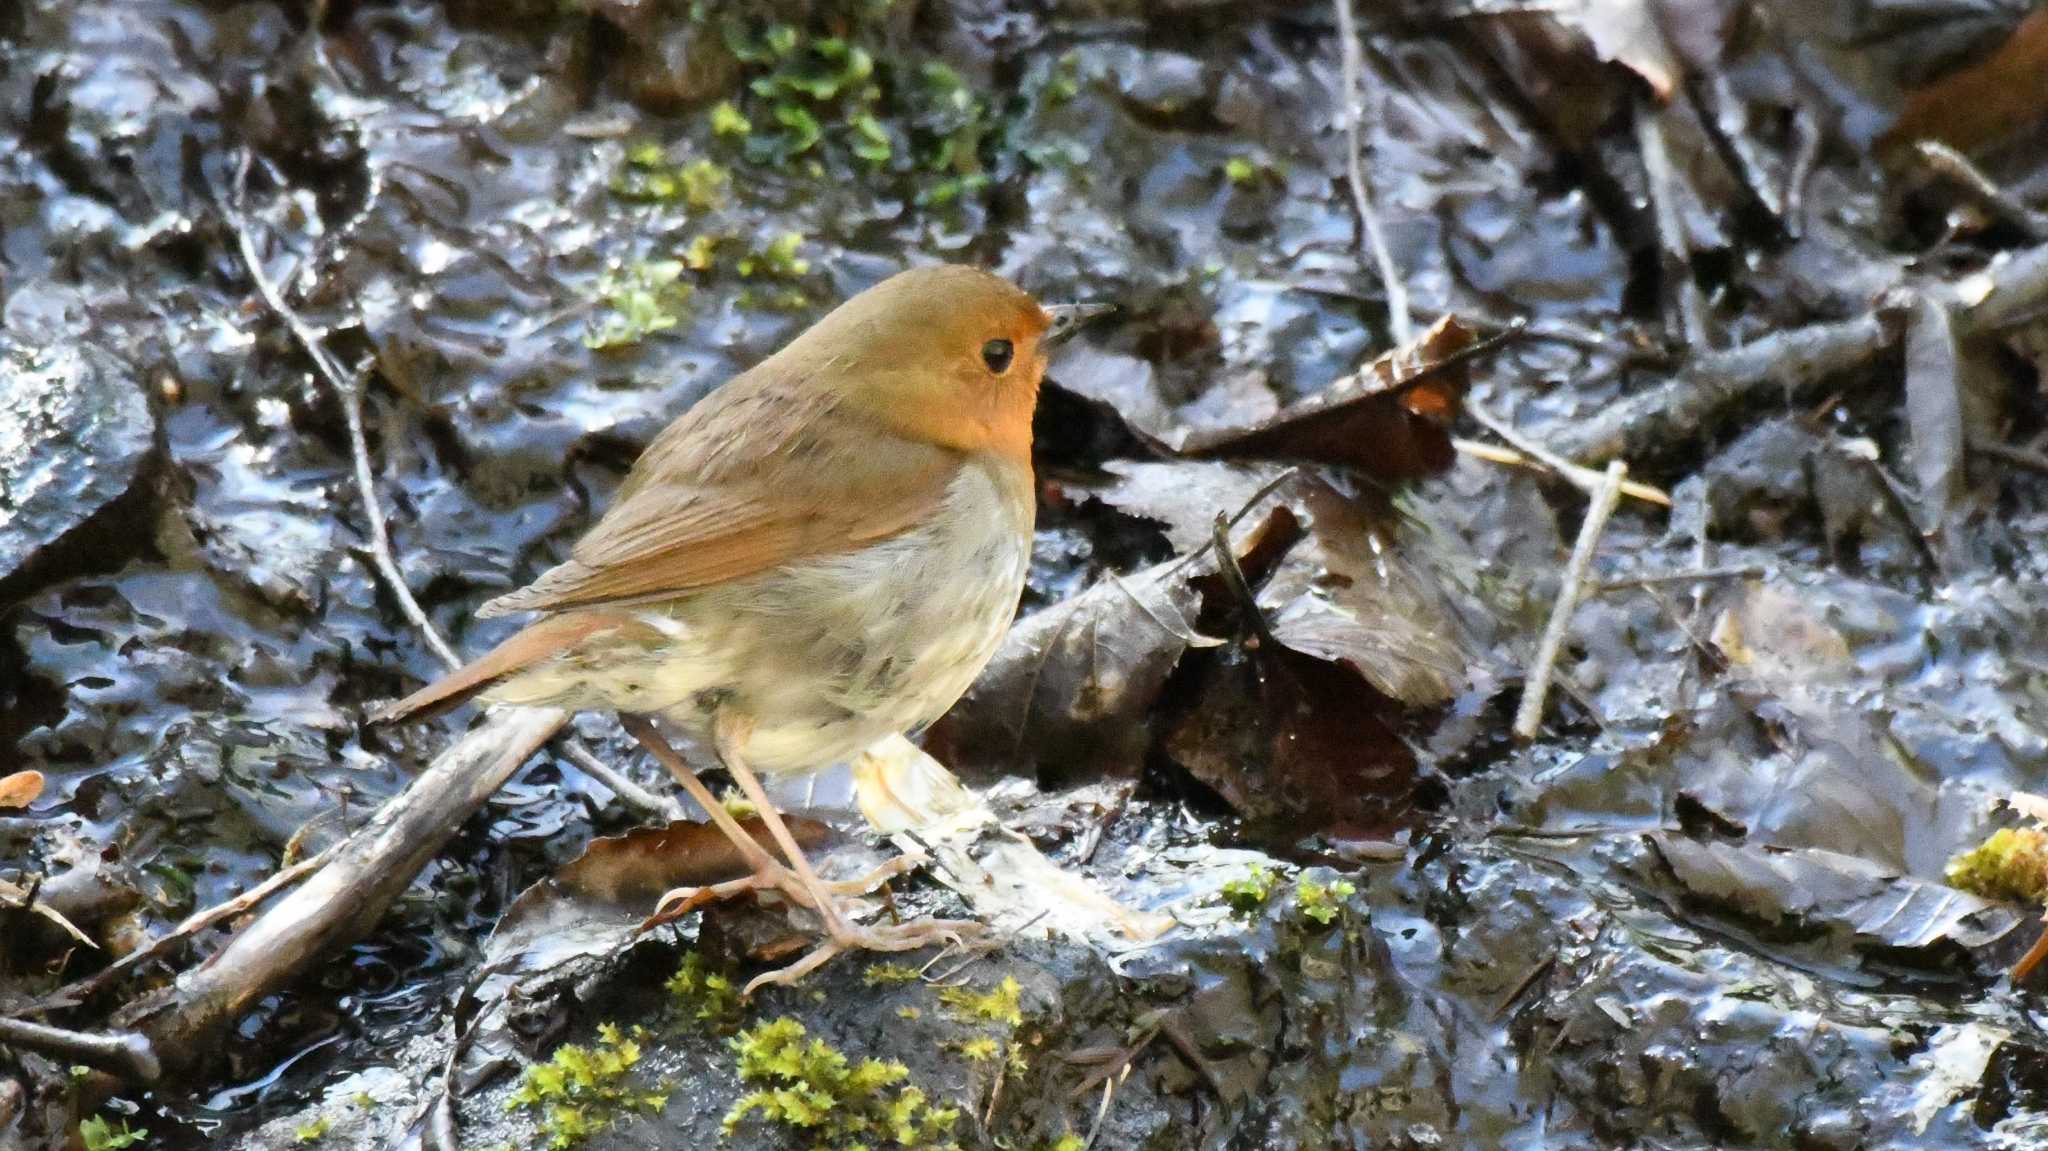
[981,338,1014,374]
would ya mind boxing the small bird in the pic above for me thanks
[375,265,1108,991]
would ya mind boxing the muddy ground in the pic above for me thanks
[5,1,2048,1148]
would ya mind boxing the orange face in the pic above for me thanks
[772,265,1056,462]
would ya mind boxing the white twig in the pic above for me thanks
[229,154,676,821]
[1514,461,1627,740]
[1331,0,1412,344]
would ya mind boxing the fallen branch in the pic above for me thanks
[1331,0,1412,344]
[228,153,675,822]
[1514,461,1627,740]
[1552,238,2048,465]
[120,706,568,1073]
[45,843,337,1008]
[0,1017,158,1083]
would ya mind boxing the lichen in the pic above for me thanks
[724,1017,961,1149]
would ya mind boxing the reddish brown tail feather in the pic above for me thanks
[369,612,626,725]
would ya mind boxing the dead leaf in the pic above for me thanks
[1884,6,2048,155]
[0,770,43,809]
[927,562,1218,786]
[852,735,1171,942]
[1650,833,2023,955]
[1710,581,1852,683]
[1092,462,1475,706]
[1164,642,1417,836]
[1169,315,1476,482]
[486,816,832,975]
[1047,316,1478,483]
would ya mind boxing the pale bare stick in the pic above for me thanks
[1331,0,1411,344]
[1452,438,1671,507]
[1514,461,1627,740]
[228,153,674,820]
[1463,401,1671,506]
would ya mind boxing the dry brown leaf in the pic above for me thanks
[1884,6,2048,155]
[0,770,44,809]
[1092,462,1474,706]
[927,561,1218,785]
[1168,315,1476,482]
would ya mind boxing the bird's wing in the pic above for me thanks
[479,376,957,617]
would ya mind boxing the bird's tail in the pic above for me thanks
[370,612,627,725]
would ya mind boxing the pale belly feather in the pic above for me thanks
[483,457,1031,775]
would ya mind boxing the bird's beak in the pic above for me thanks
[1042,301,1116,346]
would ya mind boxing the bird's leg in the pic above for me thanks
[621,713,822,921]
[712,713,984,997]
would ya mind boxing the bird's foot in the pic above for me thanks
[641,850,929,932]
[739,913,986,998]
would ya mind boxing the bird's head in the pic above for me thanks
[779,265,1110,462]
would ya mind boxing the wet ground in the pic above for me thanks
[6,0,2048,1148]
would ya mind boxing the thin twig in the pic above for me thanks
[1514,461,1627,740]
[1153,467,1302,581]
[1331,0,1412,344]
[1970,435,2048,477]
[1453,435,1671,507]
[48,843,338,1006]
[1595,564,1765,592]
[1082,1063,1130,1151]
[229,153,675,821]
[1914,141,2048,241]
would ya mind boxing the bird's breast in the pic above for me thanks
[664,453,1033,773]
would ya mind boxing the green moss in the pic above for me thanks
[292,1115,332,1143]
[1224,155,1262,185]
[724,1017,961,1149]
[79,1117,147,1151]
[710,101,752,137]
[1948,828,2048,902]
[737,232,809,279]
[666,951,745,1029]
[1296,874,1357,926]
[955,1036,999,1063]
[862,962,922,986]
[584,260,690,350]
[506,1023,668,1148]
[1220,865,1276,914]
[701,11,996,208]
[1042,1137,1087,1151]
[938,976,1023,1026]
[612,146,729,209]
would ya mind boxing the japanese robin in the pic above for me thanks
[374,265,1108,991]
